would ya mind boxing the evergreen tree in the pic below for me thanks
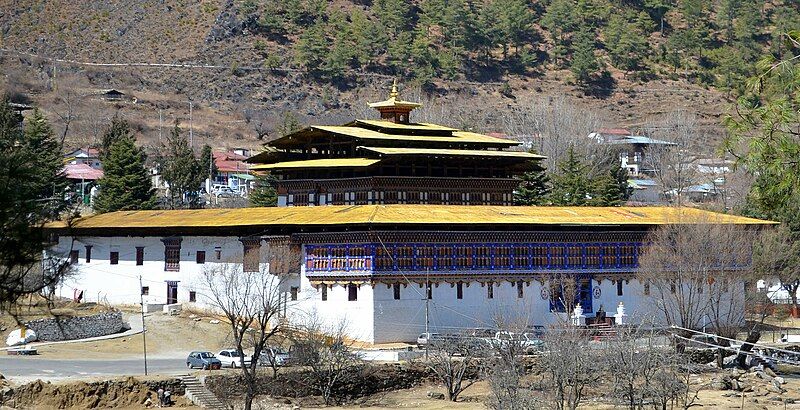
[250,173,278,207]
[0,100,71,304]
[604,12,650,74]
[549,146,591,206]
[514,155,551,206]
[589,153,632,206]
[374,0,412,39]
[570,27,601,84]
[100,115,131,158]
[349,9,386,69]
[199,144,218,185]
[160,123,204,209]
[295,20,329,76]
[542,0,575,67]
[644,0,673,35]
[93,121,156,213]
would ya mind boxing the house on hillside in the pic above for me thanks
[65,148,102,170]
[213,151,253,194]
[62,163,104,206]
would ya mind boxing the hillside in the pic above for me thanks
[0,0,786,155]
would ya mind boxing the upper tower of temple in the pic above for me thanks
[247,82,544,206]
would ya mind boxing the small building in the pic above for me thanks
[101,89,126,101]
[212,151,252,193]
[65,148,102,170]
[62,163,104,205]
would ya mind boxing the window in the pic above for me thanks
[517,281,524,298]
[670,281,676,294]
[616,280,623,296]
[141,286,149,296]
[456,282,463,300]
[189,291,196,302]
[214,247,221,260]
[85,245,92,263]
[136,247,144,266]
[70,250,79,264]
[643,281,650,296]
[290,287,299,301]
[196,251,206,264]
[242,239,261,273]
[321,285,328,301]
[348,284,358,301]
[163,238,182,272]
[393,283,400,300]
[110,251,119,265]
[426,283,433,300]
[487,282,494,299]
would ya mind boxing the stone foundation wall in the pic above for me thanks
[25,311,125,341]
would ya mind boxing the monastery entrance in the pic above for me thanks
[549,276,593,314]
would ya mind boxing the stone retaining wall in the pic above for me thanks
[25,311,125,341]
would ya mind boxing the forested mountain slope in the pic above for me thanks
[0,0,791,150]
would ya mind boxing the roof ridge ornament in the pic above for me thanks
[367,80,422,124]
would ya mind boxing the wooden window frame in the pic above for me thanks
[348,284,358,301]
[290,286,299,301]
[189,291,196,302]
[69,250,79,264]
[163,238,182,272]
[456,282,463,300]
[241,238,261,273]
[321,284,328,301]
[393,283,400,300]
[487,282,494,299]
[85,245,92,263]
[110,251,119,265]
[136,247,144,266]
[196,251,206,264]
[616,280,623,296]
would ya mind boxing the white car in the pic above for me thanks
[217,349,251,368]
[417,332,441,346]
[258,346,292,367]
[213,186,236,198]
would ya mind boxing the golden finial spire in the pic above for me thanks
[389,79,398,99]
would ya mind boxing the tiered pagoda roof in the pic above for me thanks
[247,83,543,173]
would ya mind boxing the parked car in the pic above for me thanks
[417,332,443,346]
[213,186,236,198]
[186,351,221,370]
[258,346,292,367]
[217,349,251,368]
[468,328,496,338]
[521,332,545,353]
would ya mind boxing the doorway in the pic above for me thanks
[166,281,179,304]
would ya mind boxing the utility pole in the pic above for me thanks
[425,267,430,361]
[139,275,148,376]
[188,101,194,148]
[158,109,163,145]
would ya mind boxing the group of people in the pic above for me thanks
[145,388,173,407]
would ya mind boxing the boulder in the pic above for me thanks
[5,328,37,346]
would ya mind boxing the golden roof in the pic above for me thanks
[251,158,382,170]
[359,146,545,159]
[354,119,457,132]
[367,80,422,110]
[309,125,517,146]
[51,205,775,231]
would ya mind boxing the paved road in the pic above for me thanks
[0,357,189,381]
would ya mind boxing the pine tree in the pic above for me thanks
[0,100,71,304]
[295,20,328,76]
[570,27,600,84]
[100,115,131,158]
[589,153,632,206]
[93,121,156,213]
[514,155,551,206]
[549,146,591,206]
[604,12,650,74]
[250,173,278,207]
[199,144,217,186]
[160,123,204,209]
[542,0,575,67]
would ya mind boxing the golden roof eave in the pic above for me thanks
[46,205,777,231]
[251,158,382,170]
[358,146,546,159]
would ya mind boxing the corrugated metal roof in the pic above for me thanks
[359,146,545,159]
[251,158,382,170]
[610,136,677,145]
[52,205,775,231]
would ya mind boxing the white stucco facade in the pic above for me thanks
[52,234,746,345]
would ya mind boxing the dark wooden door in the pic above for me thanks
[166,281,178,304]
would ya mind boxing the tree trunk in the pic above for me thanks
[736,331,761,369]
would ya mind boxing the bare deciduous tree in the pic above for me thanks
[425,336,481,402]
[292,314,363,405]
[200,259,285,410]
[638,215,755,352]
[540,322,597,410]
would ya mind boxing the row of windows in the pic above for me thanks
[316,281,538,302]
[305,242,644,272]
[140,286,197,302]
[70,246,224,271]
[287,191,514,206]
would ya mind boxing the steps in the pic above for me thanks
[179,374,228,410]
[589,323,616,341]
